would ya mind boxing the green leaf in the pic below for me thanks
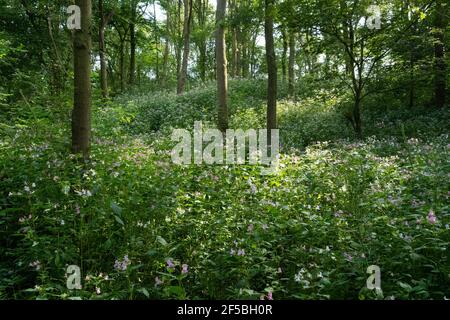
[156,236,168,246]
[139,288,150,298]
[114,215,124,226]
[111,202,123,216]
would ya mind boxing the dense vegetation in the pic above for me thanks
[0,0,449,300]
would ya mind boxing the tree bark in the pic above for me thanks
[434,0,446,108]
[281,26,287,84]
[236,28,241,77]
[288,31,296,97]
[177,0,193,94]
[196,0,207,82]
[216,0,228,132]
[72,0,92,158]
[162,7,170,87]
[120,40,125,92]
[99,0,112,99]
[265,0,277,138]
[241,38,248,78]
[129,0,137,86]
[154,0,160,81]
[176,0,182,78]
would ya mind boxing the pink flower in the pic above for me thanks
[29,260,41,271]
[334,210,343,218]
[155,277,163,286]
[267,291,273,300]
[237,249,245,256]
[182,264,189,274]
[427,209,437,225]
[343,253,353,262]
[167,259,175,269]
[114,255,131,271]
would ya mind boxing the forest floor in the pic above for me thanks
[1,79,449,299]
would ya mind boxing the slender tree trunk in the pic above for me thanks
[288,31,296,97]
[119,41,125,92]
[230,0,237,77]
[129,0,137,85]
[409,51,415,108]
[250,32,257,77]
[265,0,277,138]
[353,93,362,138]
[98,0,110,99]
[242,39,248,78]
[434,0,446,108]
[176,0,182,79]
[216,0,228,132]
[236,28,241,77]
[154,0,160,81]
[195,0,207,82]
[47,14,65,92]
[199,42,207,82]
[177,0,193,94]
[281,26,287,84]
[162,9,170,87]
[72,0,92,158]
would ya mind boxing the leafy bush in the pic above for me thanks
[1,79,449,300]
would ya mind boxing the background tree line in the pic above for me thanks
[0,0,448,156]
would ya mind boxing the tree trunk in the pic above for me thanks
[216,0,228,132]
[154,0,160,81]
[409,51,415,109]
[288,31,296,97]
[434,0,446,108]
[231,29,237,77]
[72,0,92,158]
[177,0,193,94]
[250,32,257,77]
[281,26,287,84]
[198,42,207,82]
[119,41,125,92]
[46,14,65,93]
[175,0,182,78]
[265,0,277,138]
[242,39,248,78]
[353,94,362,138]
[129,0,137,86]
[236,28,241,77]
[98,0,110,99]
[162,9,170,87]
